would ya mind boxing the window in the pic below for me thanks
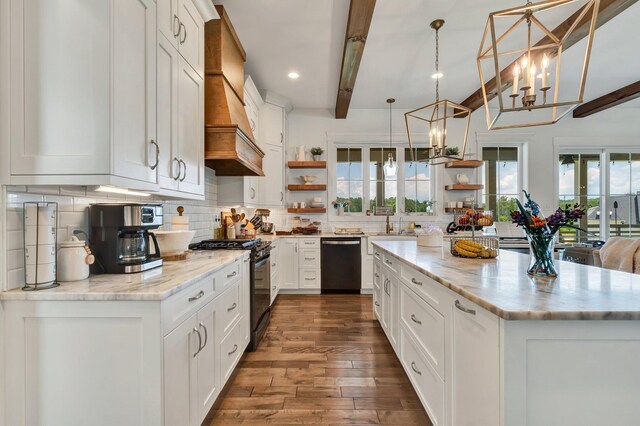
[558,153,600,243]
[481,146,520,222]
[331,144,434,216]
[336,148,363,213]
[369,148,397,212]
[404,148,432,213]
[609,153,640,238]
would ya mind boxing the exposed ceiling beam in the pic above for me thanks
[573,80,640,117]
[335,0,376,119]
[457,0,638,116]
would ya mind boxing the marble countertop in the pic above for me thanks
[373,240,640,320]
[0,250,247,302]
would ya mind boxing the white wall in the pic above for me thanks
[287,105,640,220]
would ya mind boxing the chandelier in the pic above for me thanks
[477,0,599,130]
[405,20,471,166]
[383,98,397,178]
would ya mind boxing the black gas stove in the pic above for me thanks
[190,238,263,250]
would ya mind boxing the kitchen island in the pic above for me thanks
[372,240,640,426]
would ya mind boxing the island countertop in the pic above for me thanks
[373,240,640,320]
[0,250,247,302]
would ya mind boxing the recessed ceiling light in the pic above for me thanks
[288,72,300,80]
[431,72,443,80]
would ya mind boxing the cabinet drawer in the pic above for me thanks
[220,322,242,384]
[217,281,241,337]
[382,254,397,273]
[373,247,383,261]
[299,269,320,289]
[162,277,215,335]
[299,238,319,248]
[400,264,447,313]
[299,249,320,269]
[217,259,241,293]
[373,261,382,287]
[400,328,445,426]
[400,285,445,378]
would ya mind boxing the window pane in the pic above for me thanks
[609,153,640,238]
[336,148,363,213]
[403,148,431,213]
[348,181,363,212]
[482,146,519,222]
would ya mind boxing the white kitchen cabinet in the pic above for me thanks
[5,0,157,188]
[193,299,218,423]
[260,144,285,207]
[157,35,180,192]
[241,254,251,348]
[380,269,390,332]
[380,268,399,351]
[260,102,284,147]
[279,238,299,289]
[451,297,500,426]
[216,176,262,206]
[270,242,279,303]
[158,0,204,78]
[244,76,263,142]
[298,238,321,290]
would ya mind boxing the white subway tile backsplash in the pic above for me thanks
[44,195,74,212]
[8,231,24,251]
[27,185,60,195]
[8,268,25,291]
[60,186,88,197]
[6,209,22,231]
[7,193,44,209]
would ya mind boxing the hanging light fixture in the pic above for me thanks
[383,98,397,178]
[405,20,471,166]
[477,0,599,130]
[560,154,575,166]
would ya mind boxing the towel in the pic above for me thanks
[599,237,640,274]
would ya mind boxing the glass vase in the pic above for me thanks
[527,233,558,277]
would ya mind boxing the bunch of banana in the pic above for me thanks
[453,239,498,259]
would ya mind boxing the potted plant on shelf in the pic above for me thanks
[310,147,324,161]
[445,146,459,157]
[510,190,585,277]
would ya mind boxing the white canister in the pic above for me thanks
[296,146,306,161]
[58,236,95,282]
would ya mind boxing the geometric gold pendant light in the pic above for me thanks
[477,0,600,130]
[405,19,472,165]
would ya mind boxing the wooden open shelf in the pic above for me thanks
[445,184,484,191]
[288,184,326,191]
[288,161,327,169]
[287,208,326,214]
[444,207,467,213]
[444,160,484,168]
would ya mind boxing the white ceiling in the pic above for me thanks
[215,0,640,111]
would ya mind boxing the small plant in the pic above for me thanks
[445,146,459,156]
[310,147,324,155]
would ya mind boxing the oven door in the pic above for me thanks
[252,254,271,330]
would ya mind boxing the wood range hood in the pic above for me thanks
[204,5,264,176]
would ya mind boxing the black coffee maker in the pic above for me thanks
[89,204,163,274]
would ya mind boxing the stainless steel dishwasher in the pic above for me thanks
[321,238,362,294]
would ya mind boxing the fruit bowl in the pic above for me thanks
[455,209,494,227]
[152,230,196,256]
[300,175,317,184]
[450,237,499,259]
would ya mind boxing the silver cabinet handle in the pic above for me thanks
[411,278,423,286]
[227,302,237,312]
[280,191,284,202]
[304,278,315,281]
[374,273,380,278]
[149,140,159,170]
[410,314,422,325]
[172,157,181,180]
[250,187,256,199]
[179,22,186,44]
[228,344,238,356]
[188,290,204,302]
[304,242,315,245]
[173,15,180,37]
[385,259,393,266]
[199,322,208,350]
[375,301,380,307]
[280,132,283,143]
[179,159,186,181]
[193,327,203,357]
[304,257,316,261]
[250,118,256,131]
[227,271,237,278]
[455,299,476,315]
[272,263,277,267]
[411,361,422,375]
[374,251,380,256]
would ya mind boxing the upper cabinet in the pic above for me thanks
[4,0,157,188]
[0,0,216,196]
[158,0,205,78]
[261,103,285,147]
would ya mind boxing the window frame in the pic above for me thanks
[328,136,436,221]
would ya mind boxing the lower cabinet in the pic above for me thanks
[3,256,250,426]
[373,253,500,426]
[279,238,299,289]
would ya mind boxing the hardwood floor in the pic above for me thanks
[204,294,433,425]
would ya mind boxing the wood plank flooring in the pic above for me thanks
[204,294,433,425]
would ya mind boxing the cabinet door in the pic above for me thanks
[260,103,284,147]
[380,271,390,333]
[261,144,284,206]
[157,36,180,191]
[241,255,251,348]
[362,255,373,290]
[9,0,111,176]
[158,0,180,48]
[451,298,500,426]
[112,0,157,184]
[194,300,218,423]
[177,58,205,195]
[389,275,399,350]
[163,313,198,426]
[279,239,299,289]
[177,0,205,78]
